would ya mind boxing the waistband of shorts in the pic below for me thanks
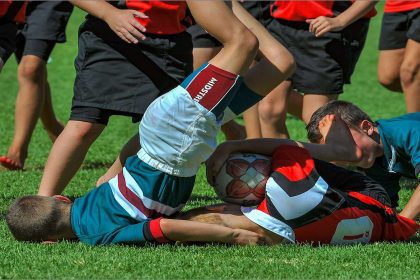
[81,16,190,41]
[274,18,370,31]
[137,148,197,177]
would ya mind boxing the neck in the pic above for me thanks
[372,127,384,158]
[53,203,77,240]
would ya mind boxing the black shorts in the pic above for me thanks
[14,1,73,62]
[379,9,420,50]
[71,18,193,125]
[0,21,17,63]
[187,1,271,48]
[19,1,73,42]
[70,106,142,126]
[268,19,370,95]
[14,37,56,62]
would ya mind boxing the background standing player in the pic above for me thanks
[244,0,378,140]
[0,1,27,73]
[377,0,420,113]
[0,1,73,170]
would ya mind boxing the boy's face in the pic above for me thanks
[348,125,378,169]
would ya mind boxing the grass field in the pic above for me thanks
[0,4,419,279]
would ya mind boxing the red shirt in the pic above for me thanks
[123,1,188,35]
[270,1,376,21]
[0,1,27,23]
[384,0,420,13]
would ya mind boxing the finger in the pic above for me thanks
[130,19,147,33]
[315,25,331,37]
[121,28,139,44]
[132,10,149,19]
[126,24,145,40]
[311,20,323,34]
[305,19,313,24]
[116,31,131,44]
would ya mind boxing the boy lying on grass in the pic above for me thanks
[181,117,419,245]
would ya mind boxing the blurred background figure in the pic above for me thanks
[0,1,73,170]
[377,0,420,113]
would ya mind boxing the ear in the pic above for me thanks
[53,195,72,203]
[360,120,375,136]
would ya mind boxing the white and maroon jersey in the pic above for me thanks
[242,145,418,245]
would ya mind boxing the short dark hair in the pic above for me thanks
[6,196,65,242]
[306,100,375,143]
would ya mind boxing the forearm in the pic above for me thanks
[70,0,116,21]
[400,185,420,220]
[220,139,345,162]
[160,218,238,244]
[221,139,301,157]
[336,0,378,28]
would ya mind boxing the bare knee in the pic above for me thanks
[378,69,402,92]
[230,26,259,58]
[400,60,419,87]
[259,99,287,124]
[18,56,46,83]
[64,121,104,143]
[265,46,296,79]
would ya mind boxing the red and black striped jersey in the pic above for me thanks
[270,1,376,22]
[116,1,188,35]
[0,1,27,24]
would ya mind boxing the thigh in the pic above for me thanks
[378,49,405,81]
[192,47,221,69]
[187,23,222,49]
[302,94,338,124]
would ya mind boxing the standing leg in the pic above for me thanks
[400,39,420,113]
[301,94,338,125]
[38,121,105,196]
[1,55,47,170]
[377,49,404,92]
[40,81,64,142]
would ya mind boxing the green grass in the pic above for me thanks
[0,4,418,279]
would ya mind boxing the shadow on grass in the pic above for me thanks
[29,161,112,172]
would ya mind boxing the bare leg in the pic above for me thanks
[287,89,303,119]
[377,49,404,92]
[188,0,258,75]
[3,55,47,169]
[243,104,262,139]
[400,39,420,113]
[38,120,105,196]
[40,81,64,142]
[96,133,139,186]
[258,82,290,139]
[301,93,338,124]
[179,203,284,245]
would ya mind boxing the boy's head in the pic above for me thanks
[6,195,72,242]
[307,100,380,168]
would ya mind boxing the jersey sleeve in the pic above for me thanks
[84,218,171,245]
